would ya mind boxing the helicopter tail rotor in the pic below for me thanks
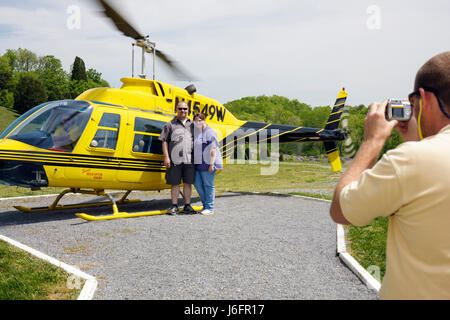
[323,88,348,172]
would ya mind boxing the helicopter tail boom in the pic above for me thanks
[221,89,348,172]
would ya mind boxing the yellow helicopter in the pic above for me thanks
[0,0,347,221]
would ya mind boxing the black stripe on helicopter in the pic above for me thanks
[0,150,165,171]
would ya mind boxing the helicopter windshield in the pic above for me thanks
[4,100,92,152]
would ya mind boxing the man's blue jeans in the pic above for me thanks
[194,169,216,210]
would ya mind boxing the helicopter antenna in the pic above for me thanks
[152,42,156,80]
[131,43,135,78]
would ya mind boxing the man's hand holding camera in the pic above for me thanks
[364,100,398,147]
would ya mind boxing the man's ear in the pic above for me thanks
[419,88,434,111]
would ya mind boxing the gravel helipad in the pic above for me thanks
[0,191,378,300]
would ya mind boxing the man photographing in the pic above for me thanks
[330,51,450,299]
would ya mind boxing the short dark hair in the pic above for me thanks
[193,112,206,120]
[414,51,450,108]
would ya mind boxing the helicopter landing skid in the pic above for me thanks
[75,188,202,221]
[13,189,140,213]
[75,205,203,221]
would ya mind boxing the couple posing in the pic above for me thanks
[159,101,223,215]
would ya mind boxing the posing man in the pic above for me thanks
[330,51,450,299]
[159,101,196,215]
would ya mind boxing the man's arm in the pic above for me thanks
[330,101,398,225]
[159,123,172,168]
[162,141,171,168]
[330,140,385,224]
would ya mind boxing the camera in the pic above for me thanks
[385,99,412,121]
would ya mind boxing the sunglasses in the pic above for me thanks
[177,108,188,111]
[408,86,450,119]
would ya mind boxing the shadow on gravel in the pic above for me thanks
[0,196,198,227]
[0,192,316,227]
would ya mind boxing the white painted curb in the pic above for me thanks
[0,193,60,202]
[336,224,381,292]
[0,234,97,300]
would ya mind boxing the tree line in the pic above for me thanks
[224,95,403,158]
[0,48,109,114]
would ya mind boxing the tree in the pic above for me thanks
[71,56,88,81]
[87,68,109,87]
[67,80,92,99]
[0,55,14,90]
[4,48,39,73]
[0,90,14,110]
[224,95,323,156]
[14,73,47,114]
[36,55,69,101]
[0,55,14,109]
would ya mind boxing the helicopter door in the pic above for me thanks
[67,111,124,185]
[116,115,166,188]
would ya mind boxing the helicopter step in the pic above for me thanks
[13,189,140,213]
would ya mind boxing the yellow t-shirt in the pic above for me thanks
[340,124,450,300]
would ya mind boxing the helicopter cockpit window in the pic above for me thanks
[5,100,92,152]
[131,117,163,154]
[91,113,120,150]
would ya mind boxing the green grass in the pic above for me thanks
[0,106,19,134]
[215,162,341,196]
[346,217,388,281]
[0,240,83,300]
[289,192,332,200]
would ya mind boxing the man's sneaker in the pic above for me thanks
[200,209,214,215]
[182,204,196,214]
[167,205,179,216]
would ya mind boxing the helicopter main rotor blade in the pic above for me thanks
[97,0,196,80]
[98,0,145,40]
[155,49,195,81]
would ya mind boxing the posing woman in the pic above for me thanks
[192,113,223,215]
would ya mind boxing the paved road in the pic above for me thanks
[0,192,377,300]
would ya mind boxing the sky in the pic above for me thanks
[0,0,449,107]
